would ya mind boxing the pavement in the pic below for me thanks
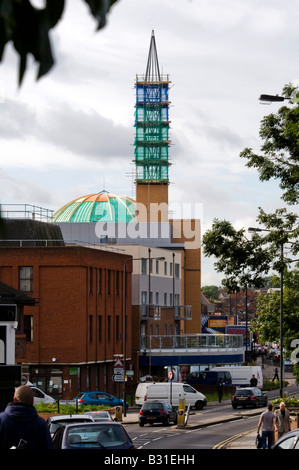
[117,360,299,449]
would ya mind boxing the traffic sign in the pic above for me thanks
[112,375,124,382]
[114,358,124,368]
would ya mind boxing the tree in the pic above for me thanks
[240,84,299,206]
[201,285,219,302]
[202,219,273,293]
[251,267,299,382]
[0,0,119,84]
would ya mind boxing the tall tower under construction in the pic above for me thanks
[134,31,171,222]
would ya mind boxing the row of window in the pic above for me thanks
[141,259,180,278]
[141,292,180,307]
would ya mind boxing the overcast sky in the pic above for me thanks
[1,0,298,285]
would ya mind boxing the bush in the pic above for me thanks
[35,402,113,414]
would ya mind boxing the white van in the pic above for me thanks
[135,382,207,409]
[211,366,263,389]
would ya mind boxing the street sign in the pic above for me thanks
[112,375,124,382]
[114,368,124,375]
[114,358,124,368]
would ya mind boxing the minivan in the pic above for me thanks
[135,382,207,409]
[185,370,232,387]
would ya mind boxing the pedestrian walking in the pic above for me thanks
[250,374,258,387]
[275,402,291,439]
[0,385,53,449]
[257,403,276,449]
[217,378,223,403]
[272,367,279,381]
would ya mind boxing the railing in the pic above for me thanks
[140,334,244,351]
[140,305,161,320]
[0,204,54,222]
[175,305,192,320]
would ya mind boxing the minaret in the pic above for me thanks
[134,31,171,222]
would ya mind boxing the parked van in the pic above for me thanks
[185,370,232,387]
[135,382,207,409]
[211,366,263,389]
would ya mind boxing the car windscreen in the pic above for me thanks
[67,425,127,448]
[235,390,251,396]
[50,418,91,434]
[142,403,163,410]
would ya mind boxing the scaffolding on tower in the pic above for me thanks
[134,31,171,185]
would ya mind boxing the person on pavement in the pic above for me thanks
[257,403,276,449]
[0,385,53,449]
[250,374,258,387]
[275,402,291,439]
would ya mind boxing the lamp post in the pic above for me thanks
[123,252,165,416]
[248,227,284,398]
[259,94,290,103]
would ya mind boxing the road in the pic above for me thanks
[125,403,259,449]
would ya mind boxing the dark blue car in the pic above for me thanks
[74,391,128,410]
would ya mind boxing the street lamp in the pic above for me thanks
[248,227,284,398]
[259,94,290,103]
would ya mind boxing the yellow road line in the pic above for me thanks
[213,428,256,449]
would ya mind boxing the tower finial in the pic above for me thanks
[145,30,160,81]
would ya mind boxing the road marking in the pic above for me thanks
[213,428,256,449]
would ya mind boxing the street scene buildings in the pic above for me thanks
[0,32,245,400]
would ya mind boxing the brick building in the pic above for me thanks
[0,245,132,400]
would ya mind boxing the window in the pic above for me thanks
[164,262,167,276]
[107,316,111,341]
[98,315,102,342]
[156,260,159,274]
[170,262,173,276]
[89,268,93,294]
[24,315,33,341]
[89,315,93,342]
[175,263,180,279]
[155,292,159,305]
[164,293,167,306]
[116,315,120,341]
[149,258,153,274]
[98,269,102,294]
[19,267,33,292]
[141,291,147,305]
[141,258,147,274]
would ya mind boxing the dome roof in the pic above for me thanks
[49,191,136,223]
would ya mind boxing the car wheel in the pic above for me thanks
[139,422,144,427]
[232,404,237,409]
[195,401,203,410]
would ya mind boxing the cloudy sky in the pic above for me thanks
[1,0,298,285]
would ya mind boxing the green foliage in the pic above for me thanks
[201,285,220,302]
[35,402,112,414]
[202,219,273,292]
[272,397,299,407]
[240,84,299,206]
[0,0,119,84]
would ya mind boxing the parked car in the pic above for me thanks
[272,429,299,449]
[47,414,95,437]
[138,401,178,427]
[52,422,135,449]
[28,385,56,405]
[83,411,113,422]
[231,387,267,409]
[74,391,128,410]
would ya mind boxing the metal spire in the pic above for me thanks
[145,30,160,82]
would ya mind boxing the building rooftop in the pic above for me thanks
[49,190,136,223]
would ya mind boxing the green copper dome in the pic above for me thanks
[49,191,136,223]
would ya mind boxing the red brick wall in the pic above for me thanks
[0,246,132,397]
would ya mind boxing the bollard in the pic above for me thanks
[115,405,123,421]
[177,408,185,427]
